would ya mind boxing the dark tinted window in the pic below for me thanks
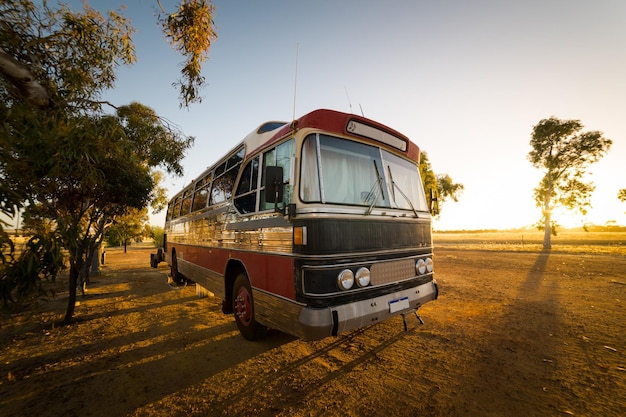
[234,157,259,214]
[181,189,192,215]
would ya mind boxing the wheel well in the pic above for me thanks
[223,260,246,313]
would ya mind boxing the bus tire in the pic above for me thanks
[170,251,185,285]
[232,273,268,340]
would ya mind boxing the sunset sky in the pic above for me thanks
[79,0,626,230]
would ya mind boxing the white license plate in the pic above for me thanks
[389,296,410,313]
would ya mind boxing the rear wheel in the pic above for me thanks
[232,273,268,340]
[170,251,185,285]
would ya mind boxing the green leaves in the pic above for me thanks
[160,0,217,107]
[116,102,194,175]
[0,103,192,317]
[0,232,64,308]
[1,1,198,320]
[0,0,136,109]
[2,0,217,109]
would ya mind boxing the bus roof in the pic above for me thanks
[244,109,420,163]
[170,109,421,202]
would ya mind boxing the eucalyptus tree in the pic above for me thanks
[105,207,150,253]
[0,0,216,109]
[0,0,200,320]
[2,103,192,321]
[528,117,612,250]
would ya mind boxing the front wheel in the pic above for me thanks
[232,273,268,340]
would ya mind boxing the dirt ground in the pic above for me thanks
[1,244,625,417]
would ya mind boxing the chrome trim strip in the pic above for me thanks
[294,248,431,261]
[302,253,432,271]
[170,241,297,258]
[295,206,431,218]
[170,241,431,262]
[315,134,326,204]
[224,215,291,231]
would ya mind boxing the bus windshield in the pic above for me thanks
[300,134,429,212]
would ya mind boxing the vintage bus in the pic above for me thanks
[153,109,438,341]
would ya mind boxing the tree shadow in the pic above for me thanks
[1,287,296,417]
[450,251,562,415]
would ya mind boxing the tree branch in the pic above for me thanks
[0,47,50,107]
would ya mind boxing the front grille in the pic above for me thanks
[370,259,416,286]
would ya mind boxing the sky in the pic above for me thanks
[69,0,626,230]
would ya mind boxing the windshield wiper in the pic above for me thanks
[365,160,385,215]
[387,165,419,218]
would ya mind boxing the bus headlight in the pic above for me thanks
[337,269,354,290]
[355,267,371,287]
[425,257,433,273]
[416,259,426,275]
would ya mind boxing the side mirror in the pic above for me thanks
[265,166,284,203]
[429,188,439,216]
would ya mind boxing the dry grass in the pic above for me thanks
[434,229,626,256]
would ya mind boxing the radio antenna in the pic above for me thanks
[292,43,299,124]
[344,86,353,114]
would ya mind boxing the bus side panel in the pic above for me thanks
[230,251,296,301]
[172,243,296,301]
[171,243,227,298]
[182,244,231,275]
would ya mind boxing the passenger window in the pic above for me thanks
[260,138,294,210]
[212,165,240,204]
[215,162,226,177]
[234,157,260,214]
[210,147,244,206]
[172,196,182,219]
[192,188,209,211]
[227,147,245,170]
[192,172,212,211]
[166,203,173,221]
[180,189,192,215]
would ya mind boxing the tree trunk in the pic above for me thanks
[543,210,552,251]
[64,264,78,324]
[543,178,552,251]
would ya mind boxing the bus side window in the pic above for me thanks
[192,172,212,211]
[192,187,209,211]
[227,147,245,170]
[172,196,182,219]
[166,203,173,222]
[234,156,259,214]
[211,162,228,204]
[181,189,192,215]
[260,138,294,210]
[212,158,242,205]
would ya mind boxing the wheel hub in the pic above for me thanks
[234,288,252,325]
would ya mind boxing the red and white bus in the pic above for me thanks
[153,109,438,340]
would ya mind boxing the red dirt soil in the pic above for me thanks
[1,246,625,416]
